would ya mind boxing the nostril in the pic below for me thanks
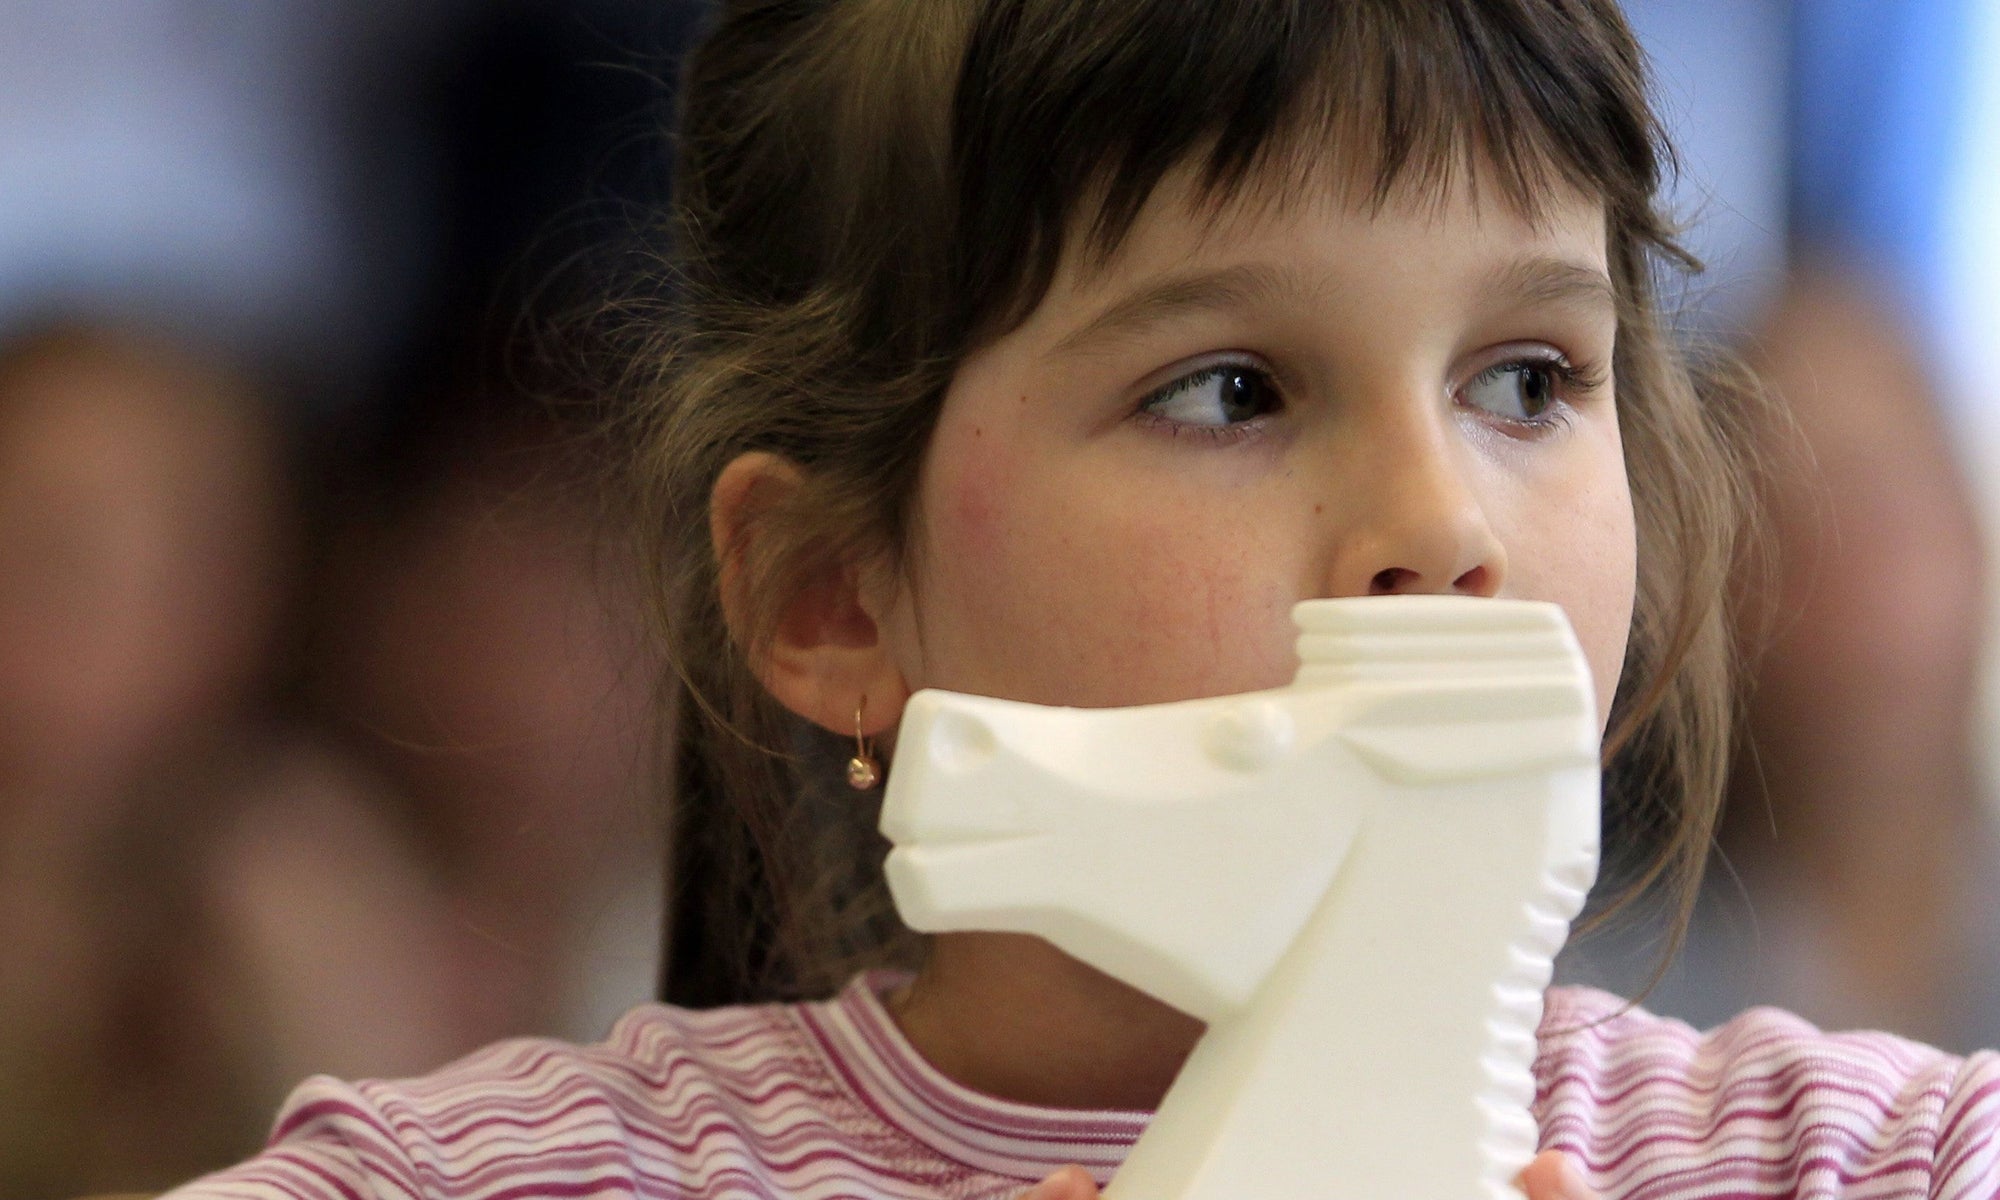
[1370,567,1416,594]
[1453,564,1494,595]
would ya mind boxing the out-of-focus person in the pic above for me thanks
[1721,262,1988,1046]
[0,2,695,1191]
[279,396,664,1073]
[0,323,300,1192]
[0,328,666,1199]
[1702,0,2000,1049]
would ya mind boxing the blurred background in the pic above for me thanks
[1560,0,2000,1049]
[0,1,1996,1195]
[0,3,701,1193]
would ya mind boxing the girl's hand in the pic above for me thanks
[1017,1166,1098,1200]
[1516,1150,1599,1200]
[1015,1151,1599,1200]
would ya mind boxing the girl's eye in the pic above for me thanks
[1460,358,1574,425]
[1139,363,1282,428]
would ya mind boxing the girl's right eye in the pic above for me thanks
[1137,363,1283,430]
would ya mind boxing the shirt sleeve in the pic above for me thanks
[1534,987,2000,1200]
[1931,1049,2000,1198]
[159,1076,417,1200]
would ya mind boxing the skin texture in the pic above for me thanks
[714,165,1632,1199]
[880,181,1632,728]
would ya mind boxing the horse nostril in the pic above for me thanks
[1204,700,1295,772]
[930,708,999,773]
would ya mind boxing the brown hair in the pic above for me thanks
[620,0,1756,1006]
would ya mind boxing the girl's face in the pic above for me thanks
[875,168,1635,727]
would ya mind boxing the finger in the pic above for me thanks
[1516,1149,1596,1200]
[1018,1164,1100,1200]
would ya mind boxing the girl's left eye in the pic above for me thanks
[1459,357,1580,426]
[1139,363,1282,428]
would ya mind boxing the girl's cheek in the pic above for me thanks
[915,404,1301,705]
[1021,502,1297,703]
[946,460,1005,561]
[1503,484,1635,730]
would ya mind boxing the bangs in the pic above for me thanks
[951,0,1669,334]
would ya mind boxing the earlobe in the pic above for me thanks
[710,452,912,739]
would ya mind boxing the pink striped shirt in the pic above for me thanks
[168,975,2000,1199]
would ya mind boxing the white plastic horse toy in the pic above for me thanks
[880,595,1600,1200]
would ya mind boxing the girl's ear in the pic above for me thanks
[710,452,911,738]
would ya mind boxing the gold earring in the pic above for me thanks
[846,697,881,790]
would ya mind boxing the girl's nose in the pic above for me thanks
[1316,420,1507,600]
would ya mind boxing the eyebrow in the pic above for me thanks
[1480,257,1616,313]
[1050,262,1308,357]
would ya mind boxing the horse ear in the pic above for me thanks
[709,451,910,738]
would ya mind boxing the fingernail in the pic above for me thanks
[1024,1165,1089,1200]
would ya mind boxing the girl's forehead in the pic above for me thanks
[1054,155,1611,295]
[984,175,1615,379]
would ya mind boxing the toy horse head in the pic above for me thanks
[878,596,1600,1200]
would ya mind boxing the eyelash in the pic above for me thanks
[1132,358,1283,444]
[1133,350,1607,442]
[1458,351,1608,436]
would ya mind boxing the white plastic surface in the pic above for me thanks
[879,595,1601,1200]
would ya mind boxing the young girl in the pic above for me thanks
[165,1,2000,1198]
